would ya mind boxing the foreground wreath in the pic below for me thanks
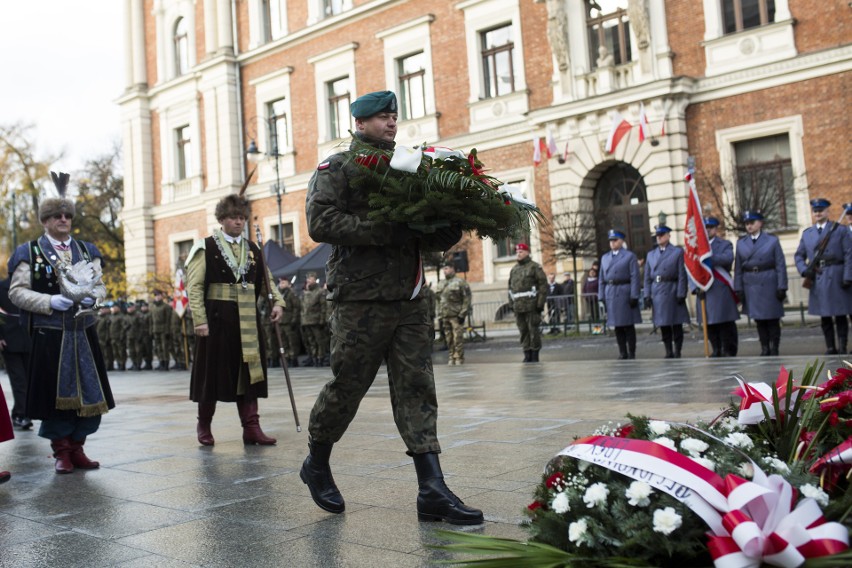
[347,137,544,241]
[436,361,852,567]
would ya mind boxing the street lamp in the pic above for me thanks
[657,210,667,227]
[246,113,285,248]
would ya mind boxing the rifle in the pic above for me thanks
[802,221,840,290]
[254,222,301,432]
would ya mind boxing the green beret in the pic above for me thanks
[350,91,398,118]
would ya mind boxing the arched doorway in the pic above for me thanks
[594,163,651,258]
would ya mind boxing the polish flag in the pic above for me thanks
[562,140,570,163]
[660,99,673,137]
[638,102,650,143]
[683,171,714,292]
[172,268,189,318]
[605,111,632,154]
[546,129,558,157]
[533,136,551,166]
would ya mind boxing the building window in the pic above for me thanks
[481,24,515,98]
[722,0,776,34]
[175,239,193,271]
[272,222,295,253]
[262,0,286,41]
[327,77,351,140]
[587,0,631,68]
[734,134,795,229]
[495,181,529,257]
[323,0,347,17]
[267,98,288,155]
[398,52,427,120]
[176,125,192,179]
[174,17,190,76]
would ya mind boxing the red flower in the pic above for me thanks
[545,472,565,489]
[804,368,852,400]
[819,391,852,413]
[829,411,840,427]
[616,423,635,438]
[527,501,544,511]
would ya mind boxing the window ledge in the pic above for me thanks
[703,19,797,77]
[468,90,529,133]
[396,115,440,146]
[163,175,203,203]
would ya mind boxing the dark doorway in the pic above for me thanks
[594,163,650,259]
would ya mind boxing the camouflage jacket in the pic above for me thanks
[436,275,471,319]
[300,284,326,326]
[150,300,173,334]
[279,287,301,325]
[508,257,548,313]
[305,133,462,302]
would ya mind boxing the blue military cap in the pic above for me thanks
[742,210,764,222]
[844,202,852,214]
[607,229,626,240]
[350,91,398,118]
[704,216,720,227]
[809,197,831,210]
[653,225,672,236]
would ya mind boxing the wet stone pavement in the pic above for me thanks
[1,349,849,567]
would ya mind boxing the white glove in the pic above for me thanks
[50,295,75,311]
[80,297,95,308]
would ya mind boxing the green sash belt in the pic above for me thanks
[206,282,264,384]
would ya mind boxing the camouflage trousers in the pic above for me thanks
[153,332,171,364]
[515,310,542,350]
[441,317,465,363]
[302,324,327,359]
[308,299,441,454]
[279,322,302,358]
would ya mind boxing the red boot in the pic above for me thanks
[50,438,74,474]
[69,438,100,469]
[197,402,216,446]
[237,399,276,445]
[0,470,10,484]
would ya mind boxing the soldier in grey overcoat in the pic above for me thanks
[299,90,483,525]
[644,225,689,358]
[734,210,788,356]
[794,198,852,354]
[599,229,641,359]
[692,217,739,357]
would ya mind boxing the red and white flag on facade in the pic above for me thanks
[660,99,673,137]
[172,268,189,318]
[638,102,650,143]
[605,111,632,154]
[562,140,570,163]
[546,129,558,157]
[683,171,714,292]
[533,136,551,166]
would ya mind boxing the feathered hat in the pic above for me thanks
[38,171,76,222]
[214,166,256,221]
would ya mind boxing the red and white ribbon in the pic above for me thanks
[731,367,799,425]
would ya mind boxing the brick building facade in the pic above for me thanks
[119,0,851,306]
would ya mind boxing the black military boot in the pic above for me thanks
[522,350,531,362]
[413,452,484,525]
[300,440,345,514]
[769,322,781,356]
[626,326,637,359]
[615,328,628,360]
[531,350,540,362]
[663,340,674,359]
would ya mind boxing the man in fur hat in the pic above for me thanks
[185,193,285,446]
[7,172,114,474]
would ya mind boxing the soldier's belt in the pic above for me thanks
[606,279,630,285]
[206,282,256,302]
[817,258,842,268]
[743,266,773,273]
[510,290,538,300]
[653,275,678,283]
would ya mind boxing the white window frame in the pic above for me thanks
[715,115,809,231]
[701,0,794,76]
[308,43,358,160]
[376,15,438,146]
[169,230,201,271]
[457,0,529,133]
[154,0,196,82]
[307,0,353,25]
[247,0,288,48]
[158,90,203,203]
[249,66,296,184]
[480,166,536,284]
[264,211,301,256]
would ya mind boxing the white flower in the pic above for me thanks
[716,416,740,432]
[568,518,589,545]
[652,507,683,535]
[552,492,570,514]
[651,437,677,451]
[724,432,754,450]
[690,456,716,471]
[583,482,610,508]
[736,462,755,478]
[680,438,709,457]
[649,420,671,436]
[625,481,652,507]
[800,484,830,508]
[763,457,790,475]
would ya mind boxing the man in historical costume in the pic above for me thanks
[508,243,548,363]
[693,217,739,357]
[300,90,483,525]
[599,229,642,359]
[436,261,471,365]
[8,172,114,473]
[734,210,788,356]
[300,273,327,367]
[277,277,302,367]
[0,387,12,483]
[794,199,852,355]
[185,193,285,447]
[0,277,33,430]
[644,225,690,358]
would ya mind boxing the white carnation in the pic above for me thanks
[552,492,570,514]
[625,481,652,507]
[800,484,830,508]
[690,456,716,471]
[649,420,671,436]
[583,482,610,508]
[680,437,709,457]
[651,437,677,451]
[652,506,683,535]
[736,462,755,478]
[723,432,754,450]
[568,518,589,545]
[764,457,790,474]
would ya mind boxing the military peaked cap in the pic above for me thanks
[704,216,720,227]
[809,198,831,210]
[742,210,764,222]
[607,229,626,240]
[654,225,672,236]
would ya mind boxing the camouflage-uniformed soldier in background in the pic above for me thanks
[137,300,153,370]
[301,273,327,367]
[125,302,143,371]
[170,308,188,370]
[277,278,302,367]
[150,290,173,370]
[257,296,278,368]
[110,302,129,371]
[96,303,113,370]
[183,305,195,366]
[436,262,471,365]
[508,243,548,363]
[422,282,437,343]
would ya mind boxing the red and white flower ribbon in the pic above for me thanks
[731,367,799,425]
[810,437,852,474]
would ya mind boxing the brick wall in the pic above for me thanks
[153,210,207,275]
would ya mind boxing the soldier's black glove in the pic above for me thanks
[697,290,706,300]
[843,280,852,290]
[642,297,651,310]
[628,298,638,309]
[775,289,787,301]
[677,296,686,305]
[802,268,816,280]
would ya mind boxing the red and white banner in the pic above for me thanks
[660,99,672,137]
[638,102,651,143]
[172,268,189,318]
[562,140,570,163]
[546,129,558,157]
[684,171,714,291]
[533,136,551,166]
[605,111,632,154]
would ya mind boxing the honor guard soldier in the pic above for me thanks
[301,272,327,367]
[137,300,154,370]
[644,225,690,358]
[508,243,548,362]
[110,302,129,371]
[150,290,173,370]
[794,199,852,354]
[600,229,642,359]
[125,301,143,371]
[734,210,788,356]
[694,217,739,356]
[436,261,471,365]
[277,278,302,367]
[97,302,113,369]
